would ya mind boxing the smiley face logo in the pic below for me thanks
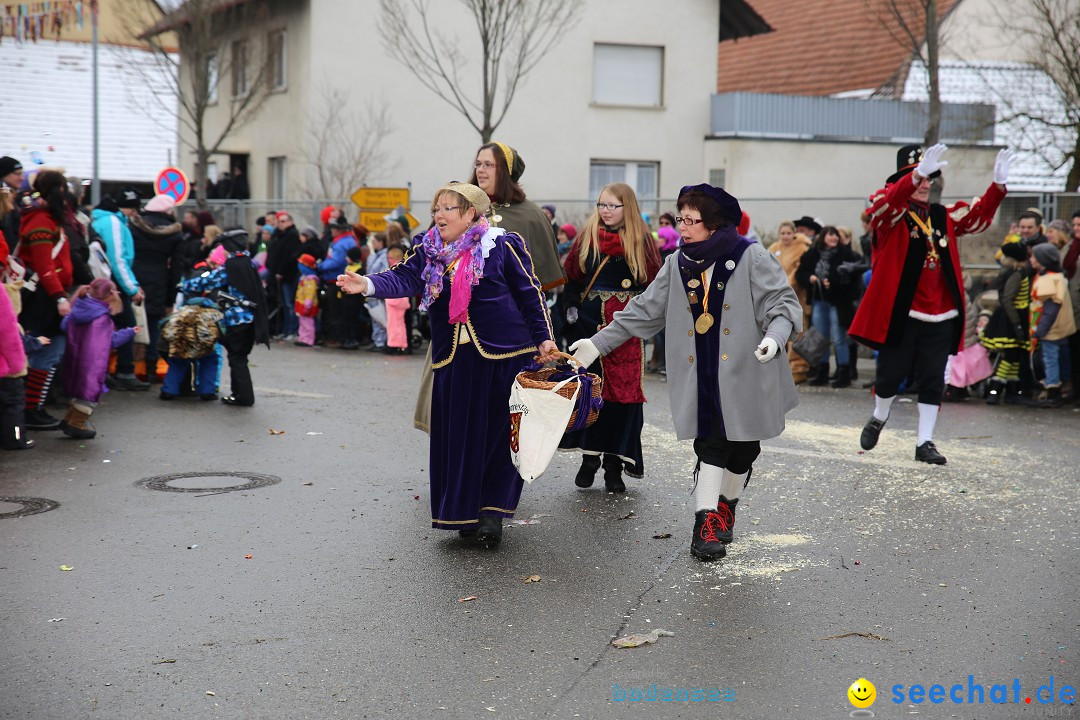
[848,678,876,708]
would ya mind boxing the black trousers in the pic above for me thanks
[114,291,136,376]
[875,316,952,406]
[693,413,761,473]
[222,324,256,404]
[1,376,26,447]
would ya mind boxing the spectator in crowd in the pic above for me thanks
[796,225,859,388]
[770,220,812,383]
[181,229,269,406]
[158,286,223,402]
[270,212,301,340]
[365,232,390,352]
[1029,244,1075,407]
[982,241,1033,404]
[560,182,660,492]
[556,223,576,258]
[1046,219,1070,249]
[1018,210,1047,248]
[794,215,822,242]
[58,278,136,439]
[338,246,367,350]
[1,155,25,249]
[383,244,411,355]
[91,191,149,391]
[130,194,185,381]
[229,166,250,200]
[16,170,74,431]
[318,215,359,348]
[1,278,33,449]
[541,203,559,246]
[319,205,341,258]
[294,253,319,347]
[1064,210,1080,397]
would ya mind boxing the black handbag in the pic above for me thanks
[792,326,828,363]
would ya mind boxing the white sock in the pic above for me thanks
[720,469,747,502]
[917,403,938,445]
[694,462,723,512]
[873,394,894,422]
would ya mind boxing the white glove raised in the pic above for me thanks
[755,336,780,364]
[915,143,949,179]
[569,338,600,369]
[993,148,1012,185]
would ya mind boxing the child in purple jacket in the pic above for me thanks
[59,278,138,439]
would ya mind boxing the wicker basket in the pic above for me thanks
[515,351,603,432]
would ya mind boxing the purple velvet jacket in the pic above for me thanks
[366,230,553,368]
[61,296,136,403]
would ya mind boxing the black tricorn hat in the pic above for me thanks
[887,144,941,185]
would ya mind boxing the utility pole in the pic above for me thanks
[91,0,101,205]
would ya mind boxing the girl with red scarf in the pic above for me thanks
[560,183,661,492]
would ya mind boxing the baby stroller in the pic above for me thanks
[406,304,429,350]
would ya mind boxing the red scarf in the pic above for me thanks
[597,227,624,256]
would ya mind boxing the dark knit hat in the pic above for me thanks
[1000,241,1028,262]
[0,156,23,177]
[117,186,142,209]
[541,204,556,217]
[1032,243,1061,270]
[96,196,120,213]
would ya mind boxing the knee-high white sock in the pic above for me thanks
[917,403,939,445]
[694,462,723,512]
[720,469,747,502]
[873,394,894,422]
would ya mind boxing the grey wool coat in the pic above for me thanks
[592,243,803,442]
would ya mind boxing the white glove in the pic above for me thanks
[569,338,600,368]
[755,337,780,364]
[915,143,949,179]
[993,148,1012,185]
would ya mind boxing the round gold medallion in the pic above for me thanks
[687,278,701,289]
[492,214,503,223]
[620,278,632,289]
[938,238,947,248]
[694,312,715,334]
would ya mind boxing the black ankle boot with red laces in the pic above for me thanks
[690,509,727,561]
[714,495,739,544]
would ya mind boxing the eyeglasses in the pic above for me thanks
[596,203,624,211]
[473,161,497,170]
[431,205,464,218]
[674,216,704,226]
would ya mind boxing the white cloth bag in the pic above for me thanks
[509,375,578,483]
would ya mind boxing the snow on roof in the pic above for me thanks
[903,60,1073,192]
[0,40,176,182]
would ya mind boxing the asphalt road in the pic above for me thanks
[2,344,1078,720]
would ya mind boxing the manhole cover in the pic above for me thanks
[0,497,61,519]
[136,471,281,494]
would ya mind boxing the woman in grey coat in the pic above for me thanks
[570,184,802,561]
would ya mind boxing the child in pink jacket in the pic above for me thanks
[384,246,412,355]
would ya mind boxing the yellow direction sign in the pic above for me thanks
[358,211,424,234]
[351,187,409,210]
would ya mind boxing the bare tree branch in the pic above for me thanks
[378,0,579,142]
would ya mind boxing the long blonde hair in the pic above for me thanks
[576,182,653,283]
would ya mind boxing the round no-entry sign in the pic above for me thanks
[155,167,190,204]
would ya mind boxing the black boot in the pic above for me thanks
[715,495,739,544]
[603,454,625,493]
[1036,386,1063,408]
[830,365,851,388]
[25,407,61,431]
[477,514,502,545]
[1003,381,1036,406]
[985,378,1005,405]
[808,364,830,386]
[574,454,601,488]
[690,509,727,561]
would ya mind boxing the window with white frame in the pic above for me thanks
[231,39,249,97]
[206,52,219,104]
[268,29,287,91]
[269,156,287,200]
[592,44,663,107]
[589,161,660,214]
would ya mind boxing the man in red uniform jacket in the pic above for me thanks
[851,143,1011,464]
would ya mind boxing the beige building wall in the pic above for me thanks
[185,0,719,216]
[939,0,1039,63]
[703,138,1001,239]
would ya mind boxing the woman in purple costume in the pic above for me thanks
[337,182,558,546]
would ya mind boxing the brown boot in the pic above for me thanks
[60,403,96,439]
